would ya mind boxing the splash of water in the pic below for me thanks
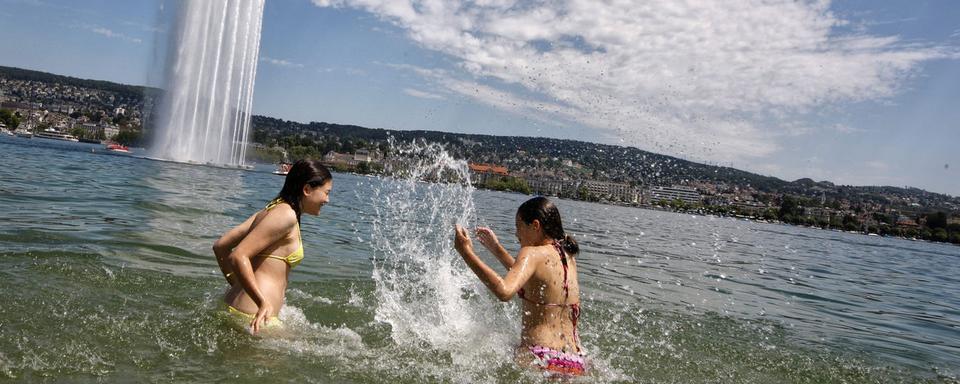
[366,140,522,380]
[151,0,264,166]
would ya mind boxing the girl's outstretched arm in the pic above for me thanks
[476,227,515,269]
[455,225,538,301]
[228,207,296,334]
[213,213,259,286]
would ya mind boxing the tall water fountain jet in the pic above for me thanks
[152,0,265,167]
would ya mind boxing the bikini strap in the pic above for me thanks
[265,197,286,210]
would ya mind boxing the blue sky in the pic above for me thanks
[1,0,958,196]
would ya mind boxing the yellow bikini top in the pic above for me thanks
[255,198,304,268]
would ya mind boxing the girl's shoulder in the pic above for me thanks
[517,244,556,262]
[256,202,298,230]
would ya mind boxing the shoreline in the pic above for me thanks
[3,134,955,247]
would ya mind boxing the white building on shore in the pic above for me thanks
[649,185,702,205]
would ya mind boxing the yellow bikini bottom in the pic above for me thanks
[225,304,282,329]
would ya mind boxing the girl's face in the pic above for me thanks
[302,180,332,216]
[515,214,543,246]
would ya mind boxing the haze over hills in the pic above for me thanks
[2,64,958,215]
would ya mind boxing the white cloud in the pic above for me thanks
[317,66,366,76]
[260,56,305,68]
[313,0,955,165]
[832,123,866,134]
[403,88,445,100]
[122,20,165,34]
[865,160,889,171]
[90,26,142,44]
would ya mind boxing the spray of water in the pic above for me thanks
[151,0,264,166]
[365,140,522,380]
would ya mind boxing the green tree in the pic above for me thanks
[829,216,843,229]
[483,176,532,194]
[778,195,804,223]
[356,161,370,174]
[947,223,960,234]
[0,109,20,129]
[932,228,949,242]
[762,209,779,221]
[70,127,87,139]
[926,212,947,229]
[842,214,861,231]
[670,198,688,211]
[578,186,590,201]
[113,129,143,146]
[872,212,895,225]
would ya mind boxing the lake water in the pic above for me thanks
[1,135,958,383]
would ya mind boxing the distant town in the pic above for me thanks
[2,65,958,245]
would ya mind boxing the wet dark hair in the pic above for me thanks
[274,159,332,222]
[517,196,579,255]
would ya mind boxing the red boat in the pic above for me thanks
[105,143,130,153]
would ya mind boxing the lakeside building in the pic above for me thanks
[649,185,702,205]
[322,150,382,171]
[732,201,770,217]
[468,163,509,184]
[524,177,640,203]
[323,151,360,167]
[581,180,641,203]
[804,207,838,222]
[354,149,372,162]
[526,177,578,197]
[103,124,119,139]
[896,216,920,228]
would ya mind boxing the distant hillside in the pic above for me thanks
[250,115,959,211]
[251,116,787,187]
[0,66,158,99]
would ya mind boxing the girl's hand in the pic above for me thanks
[454,224,474,256]
[475,227,500,251]
[251,302,275,335]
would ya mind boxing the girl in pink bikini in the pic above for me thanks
[454,196,586,376]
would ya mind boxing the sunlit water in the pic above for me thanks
[1,135,958,383]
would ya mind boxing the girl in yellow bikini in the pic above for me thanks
[214,159,332,334]
[454,196,586,376]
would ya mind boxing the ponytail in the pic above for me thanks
[562,234,579,255]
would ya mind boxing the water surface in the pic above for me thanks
[1,135,958,383]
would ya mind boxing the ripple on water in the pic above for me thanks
[2,137,960,382]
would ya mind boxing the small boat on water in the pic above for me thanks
[273,162,292,175]
[14,129,32,138]
[105,143,130,153]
